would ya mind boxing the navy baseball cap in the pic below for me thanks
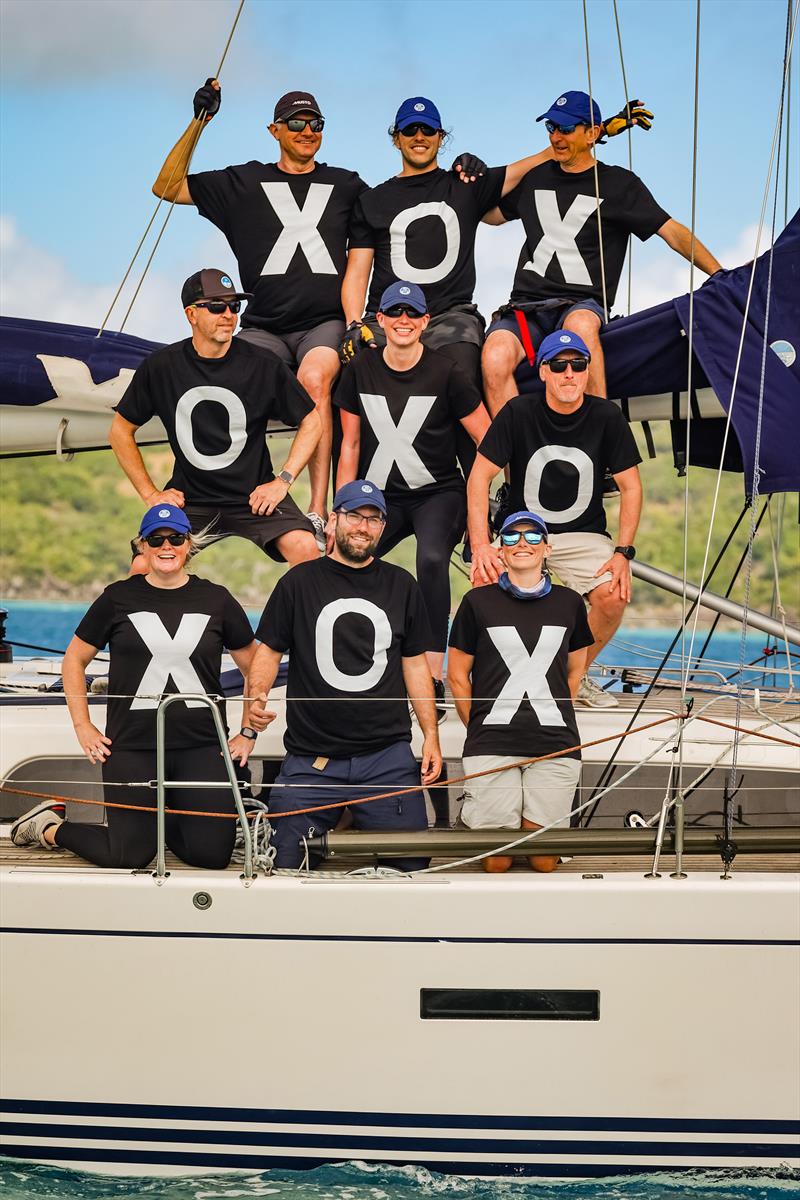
[379,281,428,314]
[394,96,442,132]
[332,480,387,515]
[537,90,602,128]
[538,330,592,364]
[181,268,252,308]
[139,505,192,538]
[500,511,549,538]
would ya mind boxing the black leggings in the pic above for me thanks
[54,747,237,870]
[378,489,466,654]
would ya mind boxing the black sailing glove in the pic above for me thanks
[338,321,377,367]
[452,152,488,182]
[193,78,221,122]
[598,99,653,144]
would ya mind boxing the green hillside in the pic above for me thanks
[1,424,796,628]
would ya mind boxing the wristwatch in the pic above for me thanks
[239,726,258,741]
[278,469,294,487]
[614,545,636,560]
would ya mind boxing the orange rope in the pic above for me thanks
[696,715,800,748]
[1,712,679,820]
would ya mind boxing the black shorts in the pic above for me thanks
[185,500,316,563]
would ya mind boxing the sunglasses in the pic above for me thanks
[281,117,324,133]
[193,300,242,314]
[398,123,441,138]
[545,119,582,135]
[144,532,188,547]
[500,530,546,546]
[382,304,426,318]
[547,357,589,373]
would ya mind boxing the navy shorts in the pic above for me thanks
[268,741,429,871]
[486,298,606,357]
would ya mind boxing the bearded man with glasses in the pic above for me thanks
[153,85,370,544]
[467,330,643,709]
[243,480,442,872]
[111,269,321,571]
[481,89,721,409]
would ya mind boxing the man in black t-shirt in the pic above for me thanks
[243,479,442,871]
[481,89,721,409]
[335,281,490,702]
[111,268,321,569]
[152,82,369,537]
[449,510,593,872]
[467,330,642,708]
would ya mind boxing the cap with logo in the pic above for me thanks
[273,91,323,122]
[394,96,443,132]
[180,269,252,308]
[139,505,193,539]
[537,90,602,128]
[332,480,387,515]
[538,329,592,364]
[499,510,549,538]
[378,280,428,315]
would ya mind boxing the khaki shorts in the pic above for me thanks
[461,755,581,829]
[547,532,615,595]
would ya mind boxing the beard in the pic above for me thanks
[335,524,379,563]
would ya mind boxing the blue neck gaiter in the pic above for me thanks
[498,571,552,601]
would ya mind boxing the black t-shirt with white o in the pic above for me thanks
[500,161,670,310]
[349,166,506,316]
[188,161,368,333]
[448,584,593,759]
[75,575,254,752]
[256,556,432,758]
[334,346,483,500]
[477,393,641,535]
[116,338,314,506]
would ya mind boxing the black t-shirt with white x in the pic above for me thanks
[75,575,254,752]
[256,556,431,758]
[478,393,642,535]
[349,166,506,316]
[116,338,314,506]
[500,161,670,310]
[334,347,483,499]
[188,161,368,333]
[449,584,593,759]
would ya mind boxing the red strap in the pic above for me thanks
[513,309,536,367]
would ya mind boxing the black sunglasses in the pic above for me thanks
[145,533,188,547]
[547,357,589,373]
[398,122,441,138]
[281,117,325,133]
[545,119,582,135]
[382,304,426,318]
[193,300,242,314]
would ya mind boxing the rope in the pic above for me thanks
[696,716,800,749]
[611,0,634,315]
[581,0,609,322]
[97,0,245,336]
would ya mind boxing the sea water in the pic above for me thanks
[1,1162,799,1200]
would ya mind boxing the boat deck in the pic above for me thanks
[2,837,797,875]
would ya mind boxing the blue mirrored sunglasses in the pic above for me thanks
[500,530,545,546]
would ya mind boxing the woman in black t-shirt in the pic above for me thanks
[10,506,258,870]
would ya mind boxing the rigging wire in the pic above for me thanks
[96,0,245,337]
[611,0,635,316]
[581,0,610,323]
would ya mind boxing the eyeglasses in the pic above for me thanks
[281,117,325,133]
[339,510,386,530]
[144,532,188,547]
[547,357,589,373]
[545,120,582,135]
[381,304,426,318]
[192,300,242,314]
[500,530,545,546]
[398,123,441,138]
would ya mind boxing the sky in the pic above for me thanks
[1,0,797,344]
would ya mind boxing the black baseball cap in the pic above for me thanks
[181,269,252,309]
[273,91,324,122]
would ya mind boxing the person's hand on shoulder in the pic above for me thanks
[145,487,185,508]
[193,78,221,123]
[470,543,503,587]
[452,152,488,183]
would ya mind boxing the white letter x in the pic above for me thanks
[128,612,210,709]
[484,625,567,727]
[260,182,336,275]
[360,393,437,489]
[524,191,600,286]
